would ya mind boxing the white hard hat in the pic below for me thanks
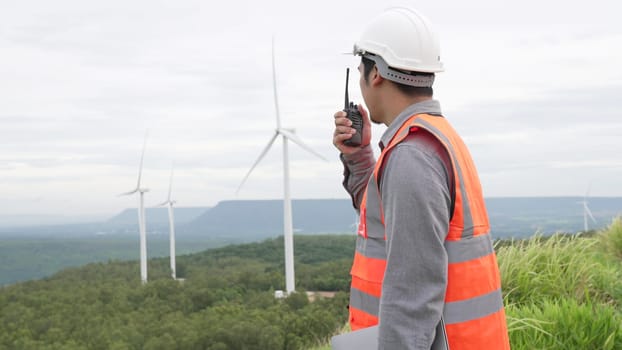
[354,7,444,78]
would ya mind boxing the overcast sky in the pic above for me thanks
[1,0,621,220]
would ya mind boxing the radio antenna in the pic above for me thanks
[344,68,350,110]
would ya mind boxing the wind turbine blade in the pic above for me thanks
[137,130,149,188]
[119,189,138,196]
[167,165,174,202]
[157,200,169,207]
[278,129,327,161]
[272,36,281,130]
[236,132,279,194]
[585,182,592,199]
[585,204,597,223]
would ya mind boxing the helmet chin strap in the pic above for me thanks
[363,53,435,88]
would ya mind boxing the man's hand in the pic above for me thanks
[333,105,372,155]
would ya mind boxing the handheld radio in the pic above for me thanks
[343,68,363,147]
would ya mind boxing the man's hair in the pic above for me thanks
[361,56,433,97]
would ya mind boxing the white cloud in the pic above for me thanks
[1,0,621,216]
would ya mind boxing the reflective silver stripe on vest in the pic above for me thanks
[409,118,475,238]
[350,287,380,317]
[443,288,504,325]
[356,165,387,260]
[445,233,494,264]
[356,235,387,260]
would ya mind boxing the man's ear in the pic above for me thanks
[370,66,384,87]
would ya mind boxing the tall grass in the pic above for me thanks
[312,220,622,349]
[497,233,621,308]
[505,298,621,350]
[600,216,622,261]
[498,220,622,349]
[308,345,330,350]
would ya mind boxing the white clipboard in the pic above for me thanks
[330,317,448,350]
[331,325,378,350]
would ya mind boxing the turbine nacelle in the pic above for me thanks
[119,188,150,196]
[119,189,138,197]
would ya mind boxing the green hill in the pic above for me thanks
[0,234,236,286]
[0,235,354,350]
[2,224,622,350]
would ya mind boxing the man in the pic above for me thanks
[332,7,510,350]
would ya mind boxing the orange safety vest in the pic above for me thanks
[349,113,510,349]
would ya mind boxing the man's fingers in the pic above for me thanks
[333,133,353,144]
[334,125,355,136]
[334,111,347,119]
[335,116,352,127]
[332,109,364,153]
[357,105,371,128]
[356,104,367,118]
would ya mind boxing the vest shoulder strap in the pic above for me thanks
[373,113,447,183]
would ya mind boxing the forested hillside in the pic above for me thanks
[3,225,622,350]
[0,235,355,350]
[0,235,235,286]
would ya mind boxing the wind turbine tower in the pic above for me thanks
[579,192,596,232]
[158,165,177,280]
[237,38,326,295]
[120,131,150,284]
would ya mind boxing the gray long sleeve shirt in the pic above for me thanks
[341,100,454,349]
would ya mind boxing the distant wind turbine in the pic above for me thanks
[236,37,326,295]
[578,187,596,232]
[350,214,359,234]
[158,165,177,280]
[120,131,149,284]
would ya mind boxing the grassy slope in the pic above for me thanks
[313,218,622,349]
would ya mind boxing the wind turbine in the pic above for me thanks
[158,165,177,280]
[236,37,326,295]
[578,187,596,232]
[120,131,149,284]
[350,213,359,234]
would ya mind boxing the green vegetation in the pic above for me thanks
[2,220,622,349]
[0,235,354,350]
[0,235,235,286]
[316,220,622,350]
[499,223,622,349]
[498,233,620,307]
[505,299,620,349]
[498,225,622,349]
[600,216,622,260]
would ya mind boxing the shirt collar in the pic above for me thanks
[379,99,443,150]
